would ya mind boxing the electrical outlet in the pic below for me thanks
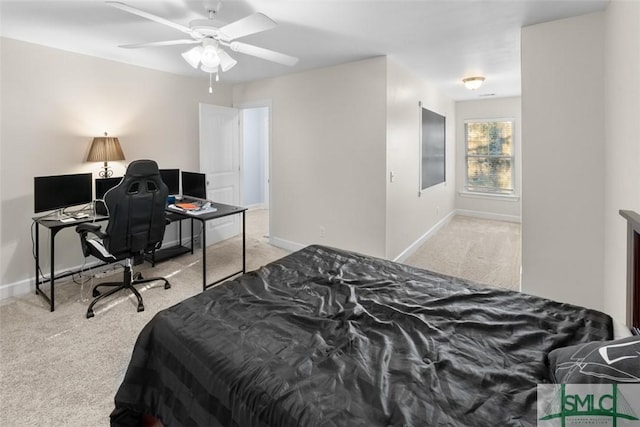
[319,226,326,238]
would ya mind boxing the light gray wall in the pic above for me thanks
[0,37,233,298]
[233,57,389,257]
[233,57,456,261]
[385,60,456,259]
[455,97,521,222]
[521,13,606,311]
[603,0,640,322]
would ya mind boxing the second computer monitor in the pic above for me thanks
[159,169,180,195]
[95,177,122,199]
[181,171,206,199]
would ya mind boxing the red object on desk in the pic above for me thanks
[175,202,198,210]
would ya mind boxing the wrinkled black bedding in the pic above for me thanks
[111,245,613,427]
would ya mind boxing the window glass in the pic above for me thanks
[465,120,514,194]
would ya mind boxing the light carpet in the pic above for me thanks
[405,215,521,291]
[0,211,520,426]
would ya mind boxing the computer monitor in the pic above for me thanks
[159,169,180,195]
[181,171,206,199]
[34,173,93,213]
[95,177,122,199]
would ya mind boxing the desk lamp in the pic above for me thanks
[87,132,126,178]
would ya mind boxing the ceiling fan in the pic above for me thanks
[107,1,298,80]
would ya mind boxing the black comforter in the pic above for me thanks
[111,245,613,427]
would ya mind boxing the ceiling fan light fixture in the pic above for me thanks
[182,46,203,68]
[463,76,485,90]
[201,45,220,68]
[217,48,237,72]
[200,64,219,74]
[109,1,298,89]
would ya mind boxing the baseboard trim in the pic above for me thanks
[393,212,456,263]
[268,236,304,253]
[0,236,185,302]
[455,209,521,224]
[0,258,105,301]
[1,212,520,301]
[0,278,34,301]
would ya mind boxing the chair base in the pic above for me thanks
[86,266,170,319]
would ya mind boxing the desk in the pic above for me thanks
[148,211,194,265]
[33,214,109,312]
[166,201,247,291]
[34,201,247,311]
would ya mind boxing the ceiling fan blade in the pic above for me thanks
[119,39,200,49]
[229,42,298,66]
[217,13,276,42]
[106,1,193,36]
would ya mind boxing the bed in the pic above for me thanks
[110,244,631,427]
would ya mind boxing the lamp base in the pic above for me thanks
[99,162,113,178]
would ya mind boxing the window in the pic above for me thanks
[465,120,515,195]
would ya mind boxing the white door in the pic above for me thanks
[199,103,240,246]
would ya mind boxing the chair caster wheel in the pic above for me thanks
[86,311,95,319]
[134,272,143,280]
[164,282,171,290]
[92,289,101,297]
[137,304,144,312]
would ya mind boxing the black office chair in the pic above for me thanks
[76,159,171,318]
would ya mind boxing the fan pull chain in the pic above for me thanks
[209,73,213,94]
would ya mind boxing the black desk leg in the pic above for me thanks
[35,227,57,312]
[201,220,207,292]
[242,211,246,273]
[35,223,40,295]
[190,218,195,254]
[49,229,56,311]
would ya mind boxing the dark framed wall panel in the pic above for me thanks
[420,104,446,191]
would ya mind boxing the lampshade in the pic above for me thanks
[87,132,125,178]
[182,46,203,69]
[87,133,125,162]
[462,76,485,90]
[217,48,237,72]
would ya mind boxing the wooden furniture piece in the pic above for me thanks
[620,209,640,331]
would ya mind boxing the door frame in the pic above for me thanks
[235,99,272,234]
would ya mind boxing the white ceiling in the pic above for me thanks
[0,0,609,101]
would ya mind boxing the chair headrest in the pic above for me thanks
[125,159,160,178]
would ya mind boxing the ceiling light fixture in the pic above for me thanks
[462,76,486,90]
[182,38,238,72]
[462,76,485,90]
[182,38,237,94]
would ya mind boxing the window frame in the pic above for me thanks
[463,118,516,196]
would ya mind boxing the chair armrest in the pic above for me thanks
[75,222,104,237]
[76,223,106,258]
